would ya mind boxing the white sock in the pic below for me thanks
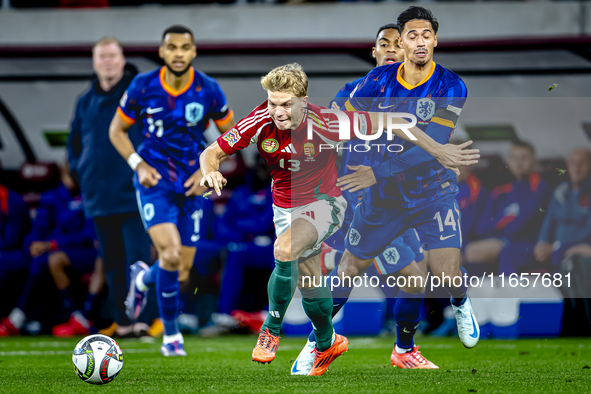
[9,308,26,329]
[163,333,184,345]
[136,270,148,292]
[324,250,337,271]
[395,345,412,354]
[331,331,336,346]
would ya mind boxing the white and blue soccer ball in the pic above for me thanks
[72,334,123,385]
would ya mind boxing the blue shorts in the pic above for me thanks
[134,175,204,247]
[369,228,423,275]
[346,194,461,260]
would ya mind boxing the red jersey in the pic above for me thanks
[217,102,372,208]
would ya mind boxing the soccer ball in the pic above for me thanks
[72,334,123,385]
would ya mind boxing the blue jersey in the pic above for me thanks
[118,67,232,180]
[345,62,467,209]
[329,77,363,110]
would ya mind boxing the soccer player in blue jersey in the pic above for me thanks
[336,6,480,350]
[330,24,403,111]
[109,25,235,356]
[291,23,439,375]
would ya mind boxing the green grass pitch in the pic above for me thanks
[1,336,590,393]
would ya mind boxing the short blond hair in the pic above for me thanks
[261,63,308,97]
[93,37,123,54]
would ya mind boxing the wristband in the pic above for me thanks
[127,152,144,171]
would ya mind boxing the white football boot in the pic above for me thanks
[291,339,316,375]
[451,295,480,348]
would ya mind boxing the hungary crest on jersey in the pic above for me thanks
[262,138,279,153]
[304,142,315,157]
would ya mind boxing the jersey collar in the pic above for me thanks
[396,61,436,90]
[159,66,195,97]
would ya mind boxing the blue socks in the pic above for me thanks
[142,262,159,287]
[155,266,180,336]
[394,290,425,350]
[59,288,75,315]
[449,266,468,307]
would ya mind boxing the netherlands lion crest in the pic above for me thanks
[416,98,435,121]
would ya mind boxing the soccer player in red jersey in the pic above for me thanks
[198,63,478,376]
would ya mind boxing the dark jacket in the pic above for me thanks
[68,64,142,218]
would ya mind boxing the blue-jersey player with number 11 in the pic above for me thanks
[339,6,480,350]
[109,25,235,356]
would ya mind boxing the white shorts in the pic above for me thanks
[273,196,347,258]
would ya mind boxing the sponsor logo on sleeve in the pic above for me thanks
[222,129,240,147]
[358,113,368,135]
[446,105,462,116]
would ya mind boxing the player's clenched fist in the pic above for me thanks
[136,161,162,188]
[200,171,227,196]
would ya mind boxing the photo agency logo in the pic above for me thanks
[308,109,418,152]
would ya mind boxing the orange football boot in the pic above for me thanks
[391,345,439,369]
[307,334,349,376]
[252,328,280,364]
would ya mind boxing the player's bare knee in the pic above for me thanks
[274,242,292,263]
[338,254,369,278]
[160,246,181,271]
[48,252,68,272]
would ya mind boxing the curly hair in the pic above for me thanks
[260,63,308,97]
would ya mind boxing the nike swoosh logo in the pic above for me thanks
[146,107,163,114]
[440,234,456,241]
[377,103,396,109]
[469,315,478,338]
[161,291,178,298]
[403,328,411,334]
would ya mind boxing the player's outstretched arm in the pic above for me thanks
[365,113,480,171]
[108,113,162,188]
[199,141,229,196]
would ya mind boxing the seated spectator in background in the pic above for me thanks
[0,163,103,337]
[534,148,591,270]
[456,164,489,249]
[464,141,551,274]
[0,182,31,316]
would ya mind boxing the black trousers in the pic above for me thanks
[93,212,151,326]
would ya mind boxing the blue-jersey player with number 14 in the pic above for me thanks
[109,25,235,356]
[291,23,442,375]
[340,6,481,350]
